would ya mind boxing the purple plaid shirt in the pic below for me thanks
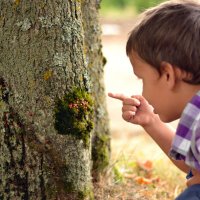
[169,91,200,171]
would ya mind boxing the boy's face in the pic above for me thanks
[129,51,181,122]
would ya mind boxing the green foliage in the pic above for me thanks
[101,0,134,9]
[113,165,124,183]
[134,0,166,12]
[101,0,166,13]
[54,88,94,147]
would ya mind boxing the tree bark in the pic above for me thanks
[0,0,110,199]
[81,1,110,181]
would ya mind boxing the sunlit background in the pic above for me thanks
[100,0,178,135]
[100,0,179,142]
[98,1,185,199]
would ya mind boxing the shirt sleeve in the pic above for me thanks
[185,113,200,171]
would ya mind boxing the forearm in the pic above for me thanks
[143,114,190,174]
[108,93,190,173]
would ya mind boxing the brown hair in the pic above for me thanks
[126,0,200,84]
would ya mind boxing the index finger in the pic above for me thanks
[108,92,128,101]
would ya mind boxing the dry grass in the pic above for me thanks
[94,131,186,200]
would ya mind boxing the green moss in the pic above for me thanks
[44,164,94,199]
[63,178,94,200]
[54,88,94,147]
[78,187,94,200]
[92,135,110,175]
[63,177,93,199]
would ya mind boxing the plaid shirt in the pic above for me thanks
[169,91,200,171]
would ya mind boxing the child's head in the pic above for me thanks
[126,0,200,122]
[126,0,200,85]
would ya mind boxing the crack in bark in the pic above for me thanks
[39,155,47,200]
[1,77,73,199]
[1,77,29,199]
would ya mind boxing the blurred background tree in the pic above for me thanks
[101,0,166,15]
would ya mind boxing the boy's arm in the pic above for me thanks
[143,114,190,173]
[108,93,190,174]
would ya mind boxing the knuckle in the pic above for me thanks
[132,107,137,112]
[122,112,132,121]
[122,113,128,121]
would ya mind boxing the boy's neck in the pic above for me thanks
[173,82,200,113]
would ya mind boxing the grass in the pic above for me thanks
[94,132,186,200]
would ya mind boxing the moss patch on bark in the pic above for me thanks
[54,88,94,148]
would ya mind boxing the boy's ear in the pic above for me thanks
[160,61,176,89]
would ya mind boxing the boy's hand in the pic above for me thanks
[108,93,155,127]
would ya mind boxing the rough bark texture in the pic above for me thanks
[0,0,109,199]
[81,1,110,181]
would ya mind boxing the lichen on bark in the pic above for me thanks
[0,0,109,199]
[81,0,111,182]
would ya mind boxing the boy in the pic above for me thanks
[108,0,200,199]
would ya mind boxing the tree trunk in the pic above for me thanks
[0,0,110,199]
[81,1,110,181]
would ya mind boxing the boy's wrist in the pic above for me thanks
[142,113,161,132]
